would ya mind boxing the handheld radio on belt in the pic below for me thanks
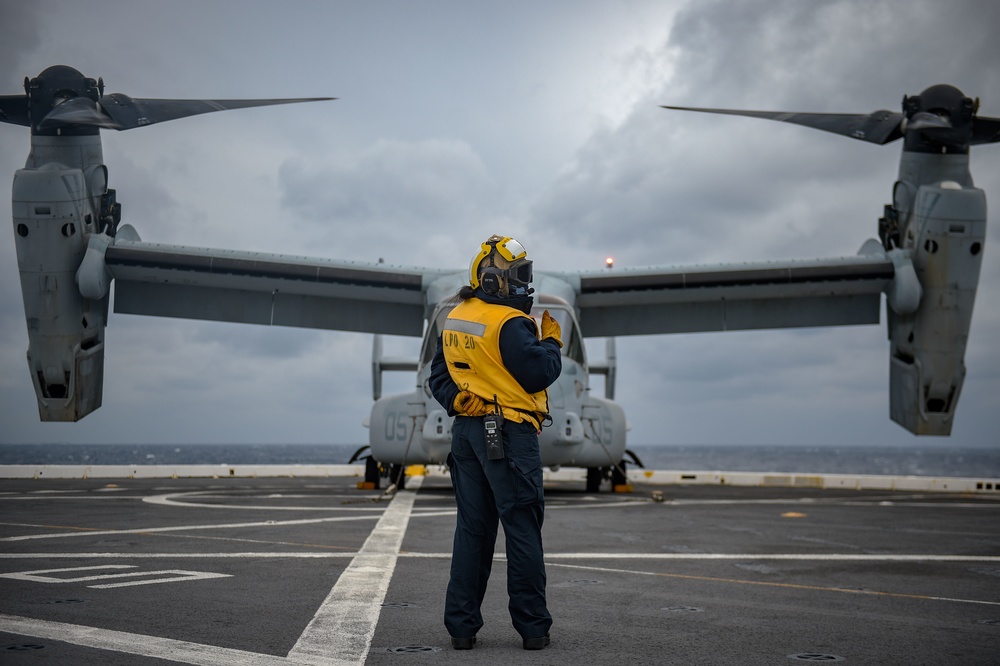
[484,393,505,460]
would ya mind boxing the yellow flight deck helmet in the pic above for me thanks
[469,234,534,297]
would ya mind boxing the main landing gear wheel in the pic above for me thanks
[611,460,628,488]
[364,457,381,487]
[585,450,646,492]
[350,445,398,490]
[586,467,603,493]
[584,463,627,492]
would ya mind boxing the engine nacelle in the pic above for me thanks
[12,162,108,421]
[887,175,986,435]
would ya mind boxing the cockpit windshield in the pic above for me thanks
[528,306,584,366]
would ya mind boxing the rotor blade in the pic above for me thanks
[972,115,1000,145]
[41,93,334,131]
[661,105,905,145]
[38,97,120,129]
[0,94,30,127]
[101,94,335,130]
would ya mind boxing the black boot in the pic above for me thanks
[451,636,476,650]
[522,634,550,650]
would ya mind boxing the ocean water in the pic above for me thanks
[1,443,998,478]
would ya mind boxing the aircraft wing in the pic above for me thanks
[568,252,895,337]
[105,239,445,336]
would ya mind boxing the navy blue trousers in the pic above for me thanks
[444,416,552,640]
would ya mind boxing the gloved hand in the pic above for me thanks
[454,390,489,416]
[541,310,563,348]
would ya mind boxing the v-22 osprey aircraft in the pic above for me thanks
[4,66,997,491]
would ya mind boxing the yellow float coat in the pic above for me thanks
[442,298,548,429]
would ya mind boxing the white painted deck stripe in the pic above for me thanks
[0,612,294,666]
[0,483,422,665]
[0,552,359,559]
[401,552,1000,562]
[546,553,1000,561]
[143,491,389,511]
[0,514,380,542]
[287,477,422,665]
[2,551,998,562]
[548,562,1000,607]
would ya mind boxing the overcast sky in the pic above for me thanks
[1,0,998,451]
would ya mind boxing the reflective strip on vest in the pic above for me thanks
[444,319,487,337]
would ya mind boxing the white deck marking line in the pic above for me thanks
[400,552,1000,562]
[0,496,141,500]
[0,552,360,559]
[0,612,294,666]
[548,562,1000,607]
[287,477,422,666]
[88,570,233,589]
[1,514,380,542]
[660,499,1000,508]
[2,551,998,562]
[0,485,421,665]
[1,565,233,589]
[545,553,1000,561]
[143,491,389,511]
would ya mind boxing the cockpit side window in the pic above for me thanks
[420,305,455,367]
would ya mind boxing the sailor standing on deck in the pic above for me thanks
[428,234,563,651]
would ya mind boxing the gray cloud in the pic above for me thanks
[1,0,997,448]
[0,1,42,72]
[533,0,1000,446]
[278,138,501,265]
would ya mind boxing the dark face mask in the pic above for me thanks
[476,287,533,314]
[508,294,534,314]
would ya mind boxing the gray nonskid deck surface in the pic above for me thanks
[1,476,998,665]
